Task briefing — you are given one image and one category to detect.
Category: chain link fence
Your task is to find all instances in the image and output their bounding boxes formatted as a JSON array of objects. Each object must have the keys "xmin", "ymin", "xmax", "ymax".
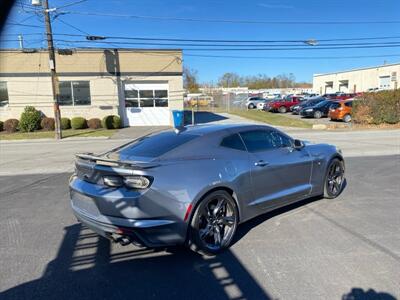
[{"xmin": 183, "ymin": 92, "xmax": 258, "ymax": 125}]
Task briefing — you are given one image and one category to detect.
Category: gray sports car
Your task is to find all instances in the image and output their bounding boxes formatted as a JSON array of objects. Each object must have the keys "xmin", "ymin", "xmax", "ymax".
[{"xmin": 69, "ymin": 124, "xmax": 345, "ymax": 255}]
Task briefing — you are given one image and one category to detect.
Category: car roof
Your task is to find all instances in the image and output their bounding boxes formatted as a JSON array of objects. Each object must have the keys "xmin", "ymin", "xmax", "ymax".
[
  {"xmin": 182, "ymin": 123, "xmax": 273, "ymax": 135},
  {"xmin": 170, "ymin": 123, "xmax": 281, "ymax": 137}
]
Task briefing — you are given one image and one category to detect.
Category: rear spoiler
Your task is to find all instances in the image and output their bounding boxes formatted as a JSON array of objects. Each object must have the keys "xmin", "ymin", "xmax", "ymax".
[{"xmin": 75, "ymin": 153, "xmax": 159, "ymax": 169}]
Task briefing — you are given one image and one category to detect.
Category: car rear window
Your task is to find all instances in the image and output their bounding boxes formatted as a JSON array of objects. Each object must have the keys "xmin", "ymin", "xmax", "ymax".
[
  {"xmin": 330, "ymin": 102, "xmax": 340, "ymax": 109},
  {"xmin": 220, "ymin": 134, "xmax": 246, "ymax": 151},
  {"xmin": 315, "ymin": 100, "xmax": 331, "ymax": 107},
  {"xmin": 115, "ymin": 131, "xmax": 198, "ymax": 158}
]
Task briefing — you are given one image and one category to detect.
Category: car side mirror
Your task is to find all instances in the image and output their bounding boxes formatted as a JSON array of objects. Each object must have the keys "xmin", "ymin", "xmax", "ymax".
[{"xmin": 293, "ymin": 139, "xmax": 304, "ymax": 149}]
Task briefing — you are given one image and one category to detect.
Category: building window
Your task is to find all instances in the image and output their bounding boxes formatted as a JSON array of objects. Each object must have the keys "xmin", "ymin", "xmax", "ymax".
[
  {"xmin": 59, "ymin": 81, "xmax": 91, "ymax": 106},
  {"xmin": 0, "ymin": 81, "xmax": 9, "ymax": 107},
  {"xmin": 124, "ymin": 86, "xmax": 168, "ymax": 108}
]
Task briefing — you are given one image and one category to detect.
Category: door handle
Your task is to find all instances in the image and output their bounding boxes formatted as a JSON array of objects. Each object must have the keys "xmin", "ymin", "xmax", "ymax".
[{"xmin": 255, "ymin": 160, "xmax": 269, "ymax": 167}]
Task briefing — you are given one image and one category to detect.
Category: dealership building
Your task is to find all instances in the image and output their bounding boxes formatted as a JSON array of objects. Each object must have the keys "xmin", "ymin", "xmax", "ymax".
[
  {"xmin": 313, "ymin": 63, "xmax": 400, "ymax": 94},
  {"xmin": 0, "ymin": 48, "xmax": 183, "ymax": 126}
]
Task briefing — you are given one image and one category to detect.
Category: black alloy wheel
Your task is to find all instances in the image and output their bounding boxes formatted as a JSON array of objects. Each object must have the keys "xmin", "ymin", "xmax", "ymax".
[
  {"xmin": 189, "ymin": 190, "xmax": 238, "ymax": 255},
  {"xmin": 324, "ymin": 158, "xmax": 345, "ymax": 198}
]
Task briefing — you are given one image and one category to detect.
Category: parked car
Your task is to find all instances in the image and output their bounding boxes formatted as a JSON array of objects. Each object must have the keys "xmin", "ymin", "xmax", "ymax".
[
  {"xmin": 265, "ymin": 96, "xmax": 304, "ymax": 113},
  {"xmin": 303, "ymin": 93, "xmax": 320, "ymax": 98},
  {"xmin": 300, "ymin": 99, "xmax": 336, "ymax": 118},
  {"xmin": 329, "ymin": 99, "xmax": 354, "ymax": 123},
  {"xmin": 256, "ymin": 99, "xmax": 273, "ymax": 110},
  {"xmin": 335, "ymin": 93, "xmax": 356, "ymax": 101},
  {"xmin": 291, "ymin": 97, "xmax": 326, "ymax": 114},
  {"xmin": 323, "ymin": 93, "xmax": 339, "ymax": 99},
  {"xmin": 323, "ymin": 93, "xmax": 356, "ymax": 100},
  {"xmin": 70, "ymin": 124, "xmax": 345, "ymax": 255},
  {"xmin": 246, "ymin": 97, "xmax": 266, "ymax": 109},
  {"xmin": 265, "ymin": 93, "xmax": 281, "ymax": 99}
]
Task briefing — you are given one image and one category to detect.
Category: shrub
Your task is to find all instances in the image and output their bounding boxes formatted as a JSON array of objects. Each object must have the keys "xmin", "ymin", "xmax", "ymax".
[
  {"xmin": 0, "ymin": 120, "xmax": 3, "ymax": 131},
  {"xmin": 40, "ymin": 117, "xmax": 55, "ymax": 131},
  {"xmin": 71, "ymin": 117, "xmax": 87, "ymax": 130},
  {"xmin": 4, "ymin": 119, "xmax": 19, "ymax": 133},
  {"xmin": 60, "ymin": 117, "xmax": 71, "ymax": 130},
  {"xmin": 19, "ymin": 106, "xmax": 42, "ymax": 132},
  {"xmin": 102, "ymin": 115, "xmax": 121, "ymax": 129},
  {"xmin": 112, "ymin": 115, "xmax": 121, "ymax": 129},
  {"xmin": 87, "ymin": 118, "xmax": 102, "ymax": 129},
  {"xmin": 353, "ymin": 90, "xmax": 400, "ymax": 125}
]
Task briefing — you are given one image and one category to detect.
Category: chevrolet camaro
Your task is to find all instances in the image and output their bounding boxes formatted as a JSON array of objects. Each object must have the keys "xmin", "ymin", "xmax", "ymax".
[{"xmin": 69, "ymin": 124, "xmax": 345, "ymax": 255}]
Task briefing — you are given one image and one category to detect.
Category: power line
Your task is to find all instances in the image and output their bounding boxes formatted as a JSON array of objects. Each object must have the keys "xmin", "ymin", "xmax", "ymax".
[
  {"xmin": 5, "ymin": 32, "xmax": 400, "ymax": 44},
  {"xmin": 185, "ymin": 53, "xmax": 400, "ymax": 60},
  {"xmin": 54, "ymin": 17, "xmax": 90, "ymax": 35},
  {"xmin": 50, "ymin": 42, "xmax": 400, "ymax": 51},
  {"xmin": 92, "ymin": 35, "xmax": 400, "ymax": 43},
  {"xmin": 62, "ymin": 10, "xmax": 400, "ymax": 25},
  {"xmin": 52, "ymin": 39, "xmax": 400, "ymax": 48},
  {"xmin": 56, "ymin": 0, "xmax": 88, "ymax": 10},
  {"xmin": 1, "ymin": 32, "xmax": 43, "ymax": 36},
  {"xmin": 4, "ymin": 22, "xmax": 42, "ymax": 28}
]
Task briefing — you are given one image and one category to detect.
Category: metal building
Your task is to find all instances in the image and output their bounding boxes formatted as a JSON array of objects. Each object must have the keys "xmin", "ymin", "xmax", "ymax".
[{"xmin": 313, "ymin": 63, "xmax": 399, "ymax": 94}]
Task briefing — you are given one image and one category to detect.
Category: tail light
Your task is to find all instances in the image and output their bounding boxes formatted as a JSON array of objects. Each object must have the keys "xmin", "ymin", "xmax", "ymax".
[
  {"xmin": 103, "ymin": 175, "xmax": 123, "ymax": 187},
  {"xmin": 103, "ymin": 175, "xmax": 153, "ymax": 189},
  {"xmin": 124, "ymin": 176, "xmax": 153, "ymax": 189}
]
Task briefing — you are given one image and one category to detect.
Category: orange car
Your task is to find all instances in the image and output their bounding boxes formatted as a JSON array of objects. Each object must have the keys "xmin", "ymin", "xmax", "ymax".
[{"xmin": 329, "ymin": 99, "xmax": 353, "ymax": 123}]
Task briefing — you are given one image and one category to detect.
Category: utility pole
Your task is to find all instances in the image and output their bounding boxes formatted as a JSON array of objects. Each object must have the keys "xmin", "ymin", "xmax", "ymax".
[{"xmin": 38, "ymin": 0, "xmax": 62, "ymax": 139}]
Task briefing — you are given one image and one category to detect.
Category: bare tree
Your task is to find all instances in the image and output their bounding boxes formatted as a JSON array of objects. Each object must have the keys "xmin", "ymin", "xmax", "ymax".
[{"xmin": 183, "ymin": 67, "xmax": 200, "ymax": 93}]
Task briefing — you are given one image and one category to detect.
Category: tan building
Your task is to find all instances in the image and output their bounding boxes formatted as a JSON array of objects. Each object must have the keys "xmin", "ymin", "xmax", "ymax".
[
  {"xmin": 0, "ymin": 48, "xmax": 183, "ymax": 126},
  {"xmin": 313, "ymin": 63, "xmax": 400, "ymax": 94}
]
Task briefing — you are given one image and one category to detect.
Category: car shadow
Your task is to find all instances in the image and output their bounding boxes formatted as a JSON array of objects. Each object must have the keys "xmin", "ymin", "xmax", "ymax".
[
  {"xmin": 184, "ymin": 111, "xmax": 228, "ymax": 125},
  {"xmin": 342, "ymin": 287, "xmax": 397, "ymax": 300},
  {"xmin": 1, "ymin": 222, "xmax": 272, "ymax": 300},
  {"xmin": 233, "ymin": 195, "xmax": 323, "ymax": 245}
]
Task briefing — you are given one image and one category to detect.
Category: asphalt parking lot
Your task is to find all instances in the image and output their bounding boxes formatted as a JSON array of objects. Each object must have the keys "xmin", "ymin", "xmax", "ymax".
[{"xmin": 0, "ymin": 128, "xmax": 399, "ymax": 299}]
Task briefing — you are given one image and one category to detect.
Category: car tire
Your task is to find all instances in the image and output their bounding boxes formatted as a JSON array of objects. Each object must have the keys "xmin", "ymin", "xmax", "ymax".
[
  {"xmin": 314, "ymin": 111, "xmax": 322, "ymax": 119},
  {"xmin": 248, "ymin": 103, "xmax": 255, "ymax": 109},
  {"xmin": 324, "ymin": 158, "xmax": 345, "ymax": 199},
  {"xmin": 188, "ymin": 190, "xmax": 238, "ymax": 256},
  {"xmin": 278, "ymin": 106, "xmax": 287, "ymax": 113},
  {"xmin": 343, "ymin": 114, "xmax": 351, "ymax": 123}
]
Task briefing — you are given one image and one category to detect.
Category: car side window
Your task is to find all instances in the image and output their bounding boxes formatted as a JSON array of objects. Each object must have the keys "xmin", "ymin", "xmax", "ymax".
[
  {"xmin": 345, "ymin": 101, "xmax": 352, "ymax": 107},
  {"xmin": 270, "ymin": 131, "xmax": 293, "ymax": 148},
  {"xmin": 220, "ymin": 133, "xmax": 246, "ymax": 151},
  {"xmin": 239, "ymin": 130, "xmax": 275, "ymax": 152}
]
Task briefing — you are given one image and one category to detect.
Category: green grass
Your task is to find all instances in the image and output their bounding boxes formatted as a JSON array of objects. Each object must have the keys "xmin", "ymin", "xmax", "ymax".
[
  {"xmin": 229, "ymin": 109, "xmax": 312, "ymax": 128},
  {"xmin": 0, "ymin": 129, "xmax": 117, "ymax": 140}
]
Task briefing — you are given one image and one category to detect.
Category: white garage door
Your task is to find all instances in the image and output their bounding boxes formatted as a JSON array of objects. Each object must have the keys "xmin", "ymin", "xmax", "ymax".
[
  {"xmin": 124, "ymin": 83, "xmax": 170, "ymax": 126},
  {"xmin": 379, "ymin": 76, "xmax": 391, "ymax": 90}
]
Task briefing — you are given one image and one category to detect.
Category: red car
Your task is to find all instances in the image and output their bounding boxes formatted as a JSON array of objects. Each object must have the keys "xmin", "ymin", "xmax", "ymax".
[
  {"xmin": 265, "ymin": 95, "xmax": 304, "ymax": 113},
  {"xmin": 323, "ymin": 93, "xmax": 356, "ymax": 100}
]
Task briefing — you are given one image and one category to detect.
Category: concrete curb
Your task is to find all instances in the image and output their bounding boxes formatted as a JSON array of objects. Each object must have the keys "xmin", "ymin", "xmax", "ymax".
[
  {"xmin": 312, "ymin": 124, "xmax": 328, "ymax": 130},
  {"xmin": 0, "ymin": 136, "xmax": 111, "ymax": 144}
]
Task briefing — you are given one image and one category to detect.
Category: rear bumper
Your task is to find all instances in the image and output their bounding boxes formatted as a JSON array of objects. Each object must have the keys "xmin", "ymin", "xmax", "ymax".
[
  {"xmin": 72, "ymin": 204, "xmax": 184, "ymax": 247},
  {"xmin": 69, "ymin": 177, "xmax": 188, "ymax": 247}
]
